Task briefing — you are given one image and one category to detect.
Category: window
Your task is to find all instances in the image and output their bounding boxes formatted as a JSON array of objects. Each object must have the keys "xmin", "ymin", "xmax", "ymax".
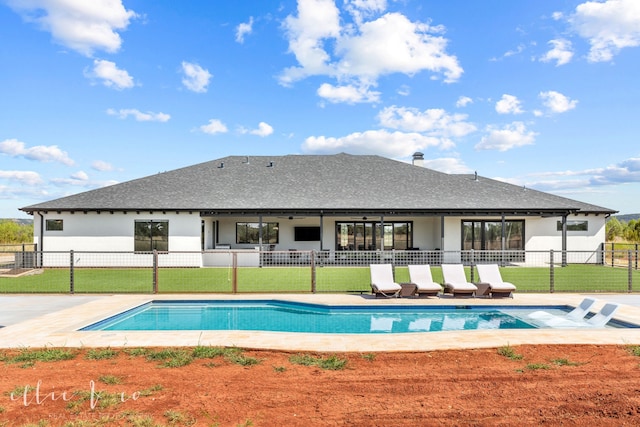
[
  {"xmin": 46, "ymin": 219, "xmax": 63, "ymax": 231},
  {"xmin": 134, "ymin": 220, "xmax": 169, "ymax": 251},
  {"xmin": 236, "ymin": 222, "xmax": 279, "ymax": 244},
  {"xmin": 335, "ymin": 221, "xmax": 412, "ymax": 250},
  {"xmin": 557, "ymin": 220, "xmax": 588, "ymax": 231},
  {"xmin": 462, "ymin": 220, "xmax": 524, "ymax": 251}
]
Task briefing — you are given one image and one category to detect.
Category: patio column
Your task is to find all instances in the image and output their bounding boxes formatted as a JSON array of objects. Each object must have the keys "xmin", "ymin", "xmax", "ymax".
[
  {"xmin": 258, "ymin": 214, "xmax": 263, "ymax": 249},
  {"xmin": 380, "ymin": 215, "xmax": 384, "ymax": 250},
  {"xmin": 319, "ymin": 213, "xmax": 324, "ymax": 251}
]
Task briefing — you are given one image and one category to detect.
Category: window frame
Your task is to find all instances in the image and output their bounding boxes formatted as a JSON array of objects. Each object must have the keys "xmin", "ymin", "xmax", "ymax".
[
  {"xmin": 45, "ymin": 219, "xmax": 64, "ymax": 231},
  {"xmin": 134, "ymin": 220, "xmax": 169, "ymax": 252},
  {"xmin": 235, "ymin": 222, "xmax": 279, "ymax": 244}
]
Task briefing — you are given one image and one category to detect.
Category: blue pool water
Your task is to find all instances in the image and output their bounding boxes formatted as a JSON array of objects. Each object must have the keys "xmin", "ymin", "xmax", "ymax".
[{"xmin": 78, "ymin": 300, "xmax": 630, "ymax": 334}]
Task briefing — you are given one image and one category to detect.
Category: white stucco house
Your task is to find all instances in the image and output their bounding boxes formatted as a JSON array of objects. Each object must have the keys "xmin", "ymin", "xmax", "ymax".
[{"xmin": 20, "ymin": 153, "xmax": 616, "ymax": 267}]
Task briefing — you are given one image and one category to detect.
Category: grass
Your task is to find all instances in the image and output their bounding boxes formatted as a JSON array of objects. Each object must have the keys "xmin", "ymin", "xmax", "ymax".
[
  {"xmin": 6, "ymin": 348, "xmax": 78, "ymax": 368},
  {"xmin": 289, "ymin": 353, "xmax": 348, "ymax": 370},
  {"xmin": 85, "ymin": 348, "xmax": 119, "ymax": 360},
  {"xmin": 0, "ymin": 263, "xmax": 638, "ymax": 293},
  {"xmin": 98, "ymin": 375, "xmax": 122, "ymax": 385},
  {"xmin": 145, "ymin": 349, "xmax": 193, "ymax": 368},
  {"xmin": 497, "ymin": 345, "xmax": 523, "ymax": 360}
]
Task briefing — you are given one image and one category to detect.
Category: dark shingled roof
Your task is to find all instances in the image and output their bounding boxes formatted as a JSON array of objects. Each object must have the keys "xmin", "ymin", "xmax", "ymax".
[{"xmin": 20, "ymin": 153, "xmax": 616, "ymax": 216}]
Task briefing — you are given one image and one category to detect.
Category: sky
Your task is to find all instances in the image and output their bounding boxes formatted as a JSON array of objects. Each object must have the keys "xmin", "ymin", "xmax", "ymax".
[{"xmin": 1, "ymin": 0, "xmax": 640, "ymax": 218}]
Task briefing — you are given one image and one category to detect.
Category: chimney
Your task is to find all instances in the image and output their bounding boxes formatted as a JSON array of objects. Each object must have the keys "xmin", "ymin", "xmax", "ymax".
[{"xmin": 412, "ymin": 152, "xmax": 424, "ymax": 167}]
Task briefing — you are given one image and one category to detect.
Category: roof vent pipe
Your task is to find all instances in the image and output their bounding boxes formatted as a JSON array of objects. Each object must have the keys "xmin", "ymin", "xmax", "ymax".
[
  {"xmin": 243, "ymin": 156, "xmax": 250, "ymax": 164},
  {"xmin": 412, "ymin": 152, "xmax": 424, "ymax": 167},
  {"xmin": 218, "ymin": 162, "xmax": 224, "ymax": 168},
  {"xmin": 474, "ymin": 171, "xmax": 478, "ymax": 181},
  {"xmin": 267, "ymin": 161, "xmax": 274, "ymax": 167}
]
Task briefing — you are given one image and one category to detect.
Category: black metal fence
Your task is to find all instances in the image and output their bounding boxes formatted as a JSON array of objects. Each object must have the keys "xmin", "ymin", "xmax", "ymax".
[{"xmin": 0, "ymin": 248, "xmax": 638, "ymax": 294}]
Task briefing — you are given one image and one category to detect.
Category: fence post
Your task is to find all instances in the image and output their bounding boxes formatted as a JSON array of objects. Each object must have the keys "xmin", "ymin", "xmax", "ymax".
[
  {"xmin": 69, "ymin": 250, "xmax": 74, "ymax": 294},
  {"xmin": 310, "ymin": 250, "xmax": 316, "ymax": 293},
  {"xmin": 232, "ymin": 252, "xmax": 238, "ymax": 294},
  {"xmin": 153, "ymin": 250, "xmax": 158, "ymax": 294},
  {"xmin": 469, "ymin": 249, "xmax": 475, "ymax": 282},
  {"xmin": 628, "ymin": 250, "xmax": 633, "ymax": 293},
  {"xmin": 549, "ymin": 249, "xmax": 554, "ymax": 293},
  {"xmin": 611, "ymin": 243, "xmax": 615, "ymax": 267}
]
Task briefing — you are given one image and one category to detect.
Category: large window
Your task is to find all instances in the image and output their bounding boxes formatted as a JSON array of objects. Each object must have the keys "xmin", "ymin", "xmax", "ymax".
[
  {"xmin": 236, "ymin": 222, "xmax": 279, "ymax": 244},
  {"xmin": 462, "ymin": 220, "xmax": 524, "ymax": 251},
  {"xmin": 46, "ymin": 219, "xmax": 63, "ymax": 231},
  {"xmin": 557, "ymin": 220, "xmax": 588, "ymax": 231},
  {"xmin": 336, "ymin": 221, "xmax": 412, "ymax": 250},
  {"xmin": 134, "ymin": 220, "xmax": 169, "ymax": 251}
]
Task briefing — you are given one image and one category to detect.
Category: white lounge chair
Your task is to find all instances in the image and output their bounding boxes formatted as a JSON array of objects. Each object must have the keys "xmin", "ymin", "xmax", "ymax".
[
  {"xmin": 441, "ymin": 264, "xmax": 477, "ymax": 297},
  {"xmin": 408, "ymin": 265, "xmax": 442, "ymax": 297},
  {"xmin": 529, "ymin": 298, "xmax": 597, "ymax": 322},
  {"xmin": 369, "ymin": 264, "xmax": 401, "ymax": 298},
  {"xmin": 475, "ymin": 264, "xmax": 516, "ymax": 298},
  {"xmin": 544, "ymin": 302, "xmax": 620, "ymax": 328}
]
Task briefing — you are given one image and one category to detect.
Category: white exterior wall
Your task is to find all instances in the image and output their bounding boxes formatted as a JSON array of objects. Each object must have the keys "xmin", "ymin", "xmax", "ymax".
[
  {"xmin": 36, "ymin": 211, "xmax": 202, "ymax": 267},
  {"xmin": 31, "ymin": 211, "xmax": 606, "ymax": 267}
]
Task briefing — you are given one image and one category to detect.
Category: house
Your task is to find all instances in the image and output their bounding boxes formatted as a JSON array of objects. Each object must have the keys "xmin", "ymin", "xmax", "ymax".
[{"xmin": 20, "ymin": 153, "xmax": 616, "ymax": 266}]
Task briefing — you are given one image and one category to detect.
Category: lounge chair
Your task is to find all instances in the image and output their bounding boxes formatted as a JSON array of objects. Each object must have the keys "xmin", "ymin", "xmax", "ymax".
[
  {"xmin": 369, "ymin": 264, "xmax": 401, "ymax": 298},
  {"xmin": 408, "ymin": 265, "xmax": 442, "ymax": 297},
  {"xmin": 441, "ymin": 264, "xmax": 477, "ymax": 297},
  {"xmin": 528, "ymin": 297, "xmax": 597, "ymax": 322},
  {"xmin": 543, "ymin": 302, "xmax": 620, "ymax": 328},
  {"xmin": 475, "ymin": 264, "xmax": 517, "ymax": 298}
]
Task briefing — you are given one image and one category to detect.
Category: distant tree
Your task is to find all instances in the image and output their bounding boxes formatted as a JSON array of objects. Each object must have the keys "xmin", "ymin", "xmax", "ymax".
[
  {"xmin": 624, "ymin": 219, "xmax": 640, "ymax": 242},
  {"xmin": 0, "ymin": 220, "xmax": 33, "ymax": 244},
  {"xmin": 606, "ymin": 217, "xmax": 624, "ymax": 241}
]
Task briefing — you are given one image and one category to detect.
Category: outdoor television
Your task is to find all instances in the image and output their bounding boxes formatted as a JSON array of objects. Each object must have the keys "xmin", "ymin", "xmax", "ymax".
[{"xmin": 294, "ymin": 226, "xmax": 321, "ymax": 241}]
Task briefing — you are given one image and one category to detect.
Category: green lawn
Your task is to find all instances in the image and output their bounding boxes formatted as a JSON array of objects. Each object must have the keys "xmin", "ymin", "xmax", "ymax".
[{"xmin": 1, "ymin": 264, "xmax": 638, "ymax": 294}]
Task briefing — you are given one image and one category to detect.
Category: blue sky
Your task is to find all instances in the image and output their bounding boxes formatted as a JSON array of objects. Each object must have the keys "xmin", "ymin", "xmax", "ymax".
[{"xmin": 1, "ymin": 0, "xmax": 639, "ymax": 218}]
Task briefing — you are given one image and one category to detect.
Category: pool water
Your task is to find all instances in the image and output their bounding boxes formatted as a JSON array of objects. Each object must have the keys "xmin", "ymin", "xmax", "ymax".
[{"xmin": 79, "ymin": 300, "xmax": 608, "ymax": 334}]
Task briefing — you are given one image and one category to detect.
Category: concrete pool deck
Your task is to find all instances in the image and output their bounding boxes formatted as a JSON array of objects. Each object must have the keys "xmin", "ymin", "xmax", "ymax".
[{"xmin": 0, "ymin": 294, "xmax": 639, "ymax": 352}]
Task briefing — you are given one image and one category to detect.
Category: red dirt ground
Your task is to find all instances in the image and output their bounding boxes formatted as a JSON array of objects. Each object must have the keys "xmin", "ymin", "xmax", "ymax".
[{"xmin": 1, "ymin": 345, "xmax": 640, "ymax": 426}]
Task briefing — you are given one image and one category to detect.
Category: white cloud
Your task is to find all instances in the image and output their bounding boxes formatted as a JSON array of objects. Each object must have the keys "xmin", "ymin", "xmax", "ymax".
[
  {"xmin": 181, "ymin": 61, "xmax": 212, "ymax": 93},
  {"xmin": 377, "ymin": 106, "xmax": 476, "ymax": 138},
  {"xmin": 495, "ymin": 94, "xmax": 524, "ymax": 115},
  {"xmin": 0, "ymin": 170, "xmax": 43, "ymax": 185},
  {"xmin": 345, "ymin": 0, "xmax": 387, "ymax": 25},
  {"xmin": 236, "ymin": 17, "xmax": 254, "ymax": 43},
  {"xmin": 423, "ymin": 157, "xmax": 473, "ymax": 174},
  {"xmin": 539, "ymin": 91, "xmax": 578, "ymax": 114},
  {"xmin": 540, "ymin": 39, "xmax": 574, "ymax": 66},
  {"xmin": 456, "ymin": 96, "xmax": 473, "ymax": 108},
  {"xmin": 280, "ymin": 0, "xmax": 341, "ymax": 86},
  {"xmin": 5, "ymin": 0, "xmax": 137, "ymax": 56},
  {"xmin": 250, "ymin": 122, "xmax": 274, "ymax": 137},
  {"xmin": 524, "ymin": 157, "xmax": 640, "ymax": 192},
  {"xmin": 200, "ymin": 119, "xmax": 228, "ymax": 135},
  {"xmin": 475, "ymin": 122, "xmax": 537, "ymax": 152},
  {"xmin": 302, "ymin": 129, "xmax": 445, "ymax": 158},
  {"xmin": 335, "ymin": 13, "xmax": 462, "ymax": 83},
  {"xmin": 86, "ymin": 59, "xmax": 134, "ymax": 90},
  {"xmin": 71, "ymin": 171, "xmax": 89, "ymax": 181},
  {"xmin": 107, "ymin": 108, "xmax": 170, "ymax": 122},
  {"xmin": 568, "ymin": 0, "xmax": 640, "ymax": 62},
  {"xmin": 0, "ymin": 138, "xmax": 74, "ymax": 166},
  {"xmin": 317, "ymin": 83, "xmax": 380, "ymax": 104},
  {"xmin": 91, "ymin": 160, "xmax": 113, "ymax": 172},
  {"xmin": 280, "ymin": 1, "xmax": 462, "ymax": 103}
]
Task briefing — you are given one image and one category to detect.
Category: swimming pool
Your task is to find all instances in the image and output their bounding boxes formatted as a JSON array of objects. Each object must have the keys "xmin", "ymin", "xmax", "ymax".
[{"xmin": 79, "ymin": 300, "xmax": 636, "ymax": 334}]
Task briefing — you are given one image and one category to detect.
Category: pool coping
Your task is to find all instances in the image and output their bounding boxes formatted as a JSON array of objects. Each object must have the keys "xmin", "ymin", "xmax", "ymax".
[{"xmin": 0, "ymin": 293, "xmax": 639, "ymax": 352}]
